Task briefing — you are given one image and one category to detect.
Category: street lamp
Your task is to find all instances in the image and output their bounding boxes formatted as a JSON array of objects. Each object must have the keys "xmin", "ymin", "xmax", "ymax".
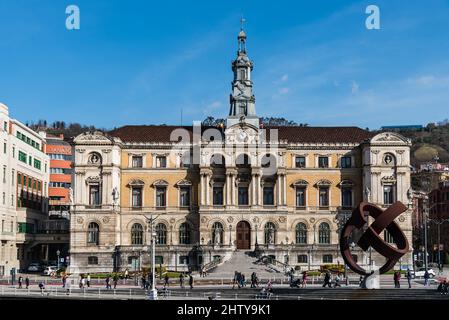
[
  {"xmin": 145, "ymin": 214, "xmax": 159, "ymax": 300},
  {"xmin": 56, "ymin": 250, "xmax": 61, "ymax": 270}
]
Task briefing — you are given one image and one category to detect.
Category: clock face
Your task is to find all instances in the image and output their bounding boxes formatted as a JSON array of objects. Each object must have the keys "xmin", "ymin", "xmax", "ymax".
[{"xmin": 238, "ymin": 131, "xmax": 248, "ymax": 141}]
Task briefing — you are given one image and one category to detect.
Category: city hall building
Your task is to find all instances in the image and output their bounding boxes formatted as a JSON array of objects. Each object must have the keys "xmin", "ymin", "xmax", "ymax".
[{"xmin": 69, "ymin": 28, "xmax": 413, "ymax": 273}]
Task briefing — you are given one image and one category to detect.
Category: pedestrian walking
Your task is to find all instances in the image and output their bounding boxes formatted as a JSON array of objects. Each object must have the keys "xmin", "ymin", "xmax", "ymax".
[
  {"xmin": 113, "ymin": 274, "xmax": 119, "ymax": 289},
  {"xmin": 105, "ymin": 276, "xmax": 111, "ymax": 289},
  {"xmin": 406, "ymin": 268, "xmax": 412, "ymax": 289},
  {"xmin": 241, "ymin": 273, "xmax": 246, "ymax": 287},
  {"xmin": 25, "ymin": 277, "xmax": 29, "ymax": 289},
  {"xmin": 322, "ymin": 271, "xmax": 332, "ymax": 288},
  {"xmin": 394, "ymin": 271, "xmax": 401, "ymax": 288},
  {"xmin": 164, "ymin": 273, "xmax": 169, "ymax": 289},
  {"xmin": 334, "ymin": 273, "xmax": 341, "ymax": 288},
  {"xmin": 301, "ymin": 271, "xmax": 308, "ymax": 288},
  {"xmin": 250, "ymin": 272, "xmax": 256, "ymax": 288},
  {"xmin": 79, "ymin": 275, "xmax": 84, "ymax": 289},
  {"xmin": 189, "ymin": 274, "xmax": 194, "ymax": 289},
  {"xmin": 124, "ymin": 268, "xmax": 129, "ymax": 279},
  {"xmin": 38, "ymin": 281, "xmax": 45, "ymax": 295},
  {"xmin": 87, "ymin": 274, "xmax": 91, "ymax": 287},
  {"xmin": 232, "ymin": 271, "xmax": 238, "ymax": 289},
  {"xmin": 424, "ymin": 270, "xmax": 430, "ymax": 286},
  {"xmin": 148, "ymin": 272, "xmax": 153, "ymax": 289},
  {"xmin": 18, "ymin": 276, "xmax": 23, "ymax": 289},
  {"xmin": 62, "ymin": 275, "xmax": 67, "ymax": 288},
  {"xmin": 180, "ymin": 273, "xmax": 185, "ymax": 289}
]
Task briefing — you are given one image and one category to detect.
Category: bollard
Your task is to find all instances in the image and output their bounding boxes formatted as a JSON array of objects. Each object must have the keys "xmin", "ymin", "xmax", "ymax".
[
  {"xmin": 98, "ymin": 287, "xmax": 101, "ymax": 298},
  {"xmin": 14, "ymin": 287, "xmax": 17, "ymax": 295},
  {"xmin": 129, "ymin": 289, "xmax": 132, "ymax": 298},
  {"xmin": 113, "ymin": 289, "xmax": 116, "ymax": 299}
]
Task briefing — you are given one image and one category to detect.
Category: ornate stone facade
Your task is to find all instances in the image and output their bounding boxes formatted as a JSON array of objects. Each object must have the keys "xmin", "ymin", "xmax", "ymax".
[{"xmin": 69, "ymin": 29, "xmax": 413, "ymax": 273}]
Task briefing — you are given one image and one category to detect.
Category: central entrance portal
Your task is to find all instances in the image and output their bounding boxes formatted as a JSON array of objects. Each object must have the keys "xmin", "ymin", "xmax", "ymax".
[{"xmin": 236, "ymin": 221, "xmax": 251, "ymax": 249}]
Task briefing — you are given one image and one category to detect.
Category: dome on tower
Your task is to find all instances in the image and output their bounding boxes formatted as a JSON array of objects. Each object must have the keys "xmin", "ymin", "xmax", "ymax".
[{"xmin": 238, "ymin": 29, "xmax": 247, "ymax": 39}]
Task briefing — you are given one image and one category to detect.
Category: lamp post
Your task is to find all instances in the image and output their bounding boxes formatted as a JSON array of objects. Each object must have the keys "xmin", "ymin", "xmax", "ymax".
[
  {"xmin": 145, "ymin": 214, "xmax": 159, "ymax": 300},
  {"xmin": 56, "ymin": 250, "xmax": 61, "ymax": 270}
]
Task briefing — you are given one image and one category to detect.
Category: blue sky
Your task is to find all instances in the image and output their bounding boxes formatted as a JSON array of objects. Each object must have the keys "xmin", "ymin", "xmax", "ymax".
[{"xmin": 0, "ymin": 0, "xmax": 448, "ymax": 129}]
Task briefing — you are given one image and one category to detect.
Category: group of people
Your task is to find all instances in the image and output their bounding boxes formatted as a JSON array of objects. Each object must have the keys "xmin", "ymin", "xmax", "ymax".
[
  {"xmin": 162, "ymin": 272, "xmax": 194, "ymax": 289},
  {"xmin": 232, "ymin": 271, "xmax": 247, "ymax": 288},
  {"xmin": 289, "ymin": 270, "xmax": 309, "ymax": 288},
  {"xmin": 77, "ymin": 274, "xmax": 91, "ymax": 289},
  {"xmin": 322, "ymin": 271, "xmax": 342, "ymax": 288},
  {"xmin": 17, "ymin": 276, "xmax": 30, "ymax": 289},
  {"xmin": 105, "ymin": 274, "xmax": 120, "ymax": 289}
]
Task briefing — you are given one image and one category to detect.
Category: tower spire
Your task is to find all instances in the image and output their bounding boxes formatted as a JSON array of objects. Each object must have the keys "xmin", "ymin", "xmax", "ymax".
[{"xmin": 226, "ymin": 19, "xmax": 258, "ymax": 129}]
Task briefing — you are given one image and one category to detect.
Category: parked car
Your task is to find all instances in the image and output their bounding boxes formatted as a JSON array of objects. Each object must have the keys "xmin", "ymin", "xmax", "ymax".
[
  {"xmin": 411, "ymin": 268, "xmax": 436, "ymax": 279},
  {"xmin": 42, "ymin": 266, "xmax": 58, "ymax": 276},
  {"xmin": 27, "ymin": 263, "xmax": 43, "ymax": 272}
]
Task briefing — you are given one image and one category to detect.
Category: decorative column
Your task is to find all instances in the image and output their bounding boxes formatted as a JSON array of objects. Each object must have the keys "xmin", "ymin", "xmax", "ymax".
[
  {"xmin": 205, "ymin": 173, "xmax": 211, "ymax": 206},
  {"xmin": 283, "ymin": 174, "xmax": 287, "ymax": 206},
  {"xmin": 200, "ymin": 173, "xmax": 205, "ymax": 206},
  {"xmin": 251, "ymin": 173, "xmax": 257, "ymax": 206},
  {"xmin": 257, "ymin": 175, "xmax": 263, "ymax": 206}
]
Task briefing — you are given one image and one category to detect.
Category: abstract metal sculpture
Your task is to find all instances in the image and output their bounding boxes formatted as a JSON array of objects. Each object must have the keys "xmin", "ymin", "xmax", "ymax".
[{"xmin": 340, "ymin": 201, "xmax": 409, "ymax": 276}]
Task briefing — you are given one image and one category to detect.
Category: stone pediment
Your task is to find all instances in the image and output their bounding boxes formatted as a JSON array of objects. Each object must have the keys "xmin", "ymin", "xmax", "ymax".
[
  {"xmin": 370, "ymin": 132, "xmax": 411, "ymax": 145},
  {"xmin": 74, "ymin": 131, "xmax": 116, "ymax": 144}
]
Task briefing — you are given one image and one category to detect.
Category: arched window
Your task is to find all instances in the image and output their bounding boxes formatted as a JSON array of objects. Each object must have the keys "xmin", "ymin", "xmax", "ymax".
[
  {"xmin": 156, "ymin": 223, "xmax": 167, "ymax": 245},
  {"xmin": 318, "ymin": 222, "xmax": 331, "ymax": 244},
  {"xmin": 131, "ymin": 223, "xmax": 143, "ymax": 245},
  {"xmin": 236, "ymin": 154, "xmax": 251, "ymax": 167},
  {"xmin": 212, "ymin": 222, "xmax": 223, "ymax": 245},
  {"xmin": 264, "ymin": 222, "xmax": 276, "ymax": 244},
  {"xmin": 295, "ymin": 223, "xmax": 307, "ymax": 244},
  {"xmin": 87, "ymin": 222, "xmax": 99, "ymax": 245},
  {"xmin": 179, "ymin": 223, "xmax": 191, "ymax": 245},
  {"xmin": 210, "ymin": 154, "xmax": 225, "ymax": 167}
]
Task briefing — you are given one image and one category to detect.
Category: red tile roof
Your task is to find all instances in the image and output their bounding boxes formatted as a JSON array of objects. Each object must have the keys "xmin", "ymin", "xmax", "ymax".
[{"xmin": 109, "ymin": 125, "xmax": 374, "ymax": 144}]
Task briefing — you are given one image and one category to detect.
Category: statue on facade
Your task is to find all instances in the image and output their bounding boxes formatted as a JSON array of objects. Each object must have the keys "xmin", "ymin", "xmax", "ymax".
[
  {"xmin": 112, "ymin": 187, "xmax": 119, "ymax": 205},
  {"xmin": 364, "ymin": 186, "xmax": 371, "ymax": 202},
  {"xmin": 268, "ymin": 229, "xmax": 274, "ymax": 244},
  {"xmin": 214, "ymin": 228, "xmax": 221, "ymax": 245}
]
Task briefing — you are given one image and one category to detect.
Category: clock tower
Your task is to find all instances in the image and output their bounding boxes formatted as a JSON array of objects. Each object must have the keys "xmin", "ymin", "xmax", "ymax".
[{"xmin": 227, "ymin": 19, "xmax": 259, "ymax": 129}]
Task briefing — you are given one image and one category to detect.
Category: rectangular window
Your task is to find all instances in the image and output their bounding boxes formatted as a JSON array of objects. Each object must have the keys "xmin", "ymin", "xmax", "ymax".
[
  {"xmin": 2, "ymin": 166, "xmax": 6, "ymax": 183},
  {"xmin": 323, "ymin": 254, "xmax": 333, "ymax": 263},
  {"xmin": 263, "ymin": 186, "xmax": 274, "ymax": 205},
  {"xmin": 238, "ymin": 186, "xmax": 249, "ymax": 205},
  {"xmin": 297, "ymin": 255, "xmax": 308, "ymax": 263},
  {"xmin": 132, "ymin": 187, "xmax": 142, "ymax": 207},
  {"xmin": 89, "ymin": 185, "xmax": 101, "ymax": 205},
  {"xmin": 384, "ymin": 230, "xmax": 394, "ymax": 243},
  {"xmin": 296, "ymin": 187, "xmax": 306, "ymax": 208},
  {"xmin": 28, "ymin": 156, "xmax": 32, "ymax": 166},
  {"xmin": 156, "ymin": 187, "xmax": 166, "ymax": 207},
  {"xmin": 87, "ymin": 256, "xmax": 98, "ymax": 265},
  {"xmin": 295, "ymin": 156, "xmax": 306, "ymax": 168},
  {"xmin": 17, "ymin": 173, "xmax": 21, "ymax": 185},
  {"xmin": 383, "ymin": 185, "xmax": 394, "ymax": 205},
  {"xmin": 156, "ymin": 156, "xmax": 167, "ymax": 168},
  {"xmin": 319, "ymin": 187, "xmax": 329, "ymax": 208},
  {"xmin": 179, "ymin": 256, "xmax": 189, "ymax": 265},
  {"xmin": 341, "ymin": 187, "xmax": 353, "ymax": 208},
  {"xmin": 318, "ymin": 156, "xmax": 329, "ymax": 168},
  {"xmin": 340, "ymin": 156, "xmax": 352, "ymax": 168},
  {"xmin": 38, "ymin": 181, "xmax": 41, "ymax": 191},
  {"xmin": 155, "ymin": 256, "xmax": 164, "ymax": 265},
  {"xmin": 11, "ymin": 170, "xmax": 14, "ymax": 186},
  {"xmin": 132, "ymin": 156, "xmax": 143, "ymax": 168},
  {"xmin": 213, "ymin": 186, "xmax": 224, "ymax": 205},
  {"xmin": 28, "ymin": 177, "xmax": 32, "ymax": 188},
  {"xmin": 179, "ymin": 187, "xmax": 190, "ymax": 207},
  {"xmin": 12, "ymin": 147, "xmax": 15, "ymax": 158},
  {"xmin": 3, "ymin": 121, "xmax": 7, "ymax": 131},
  {"xmin": 33, "ymin": 159, "xmax": 41, "ymax": 170},
  {"xmin": 18, "ymin": 151, "xmax": 27, "ymax": 163},
  {"xmin": 3, "ymin": 142, "xmax": 6, "ymax": 154}
]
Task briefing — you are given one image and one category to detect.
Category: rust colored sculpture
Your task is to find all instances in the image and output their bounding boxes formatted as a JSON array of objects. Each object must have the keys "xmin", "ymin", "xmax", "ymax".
[{"xmin": 340, "ymin": 201, "xmax": 409, "ymax": 276}]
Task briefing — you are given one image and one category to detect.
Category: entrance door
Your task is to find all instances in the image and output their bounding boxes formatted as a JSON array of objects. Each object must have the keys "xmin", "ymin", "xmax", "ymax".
[{"xmin": 236, "ymin": 221, "xmax": 251, "ymax": 249}]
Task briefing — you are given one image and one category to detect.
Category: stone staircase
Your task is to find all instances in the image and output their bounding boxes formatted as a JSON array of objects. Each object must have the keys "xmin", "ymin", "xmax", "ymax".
[{"xmin": 207, "ymin": 250, "xmax": 283, "ymax": 279}]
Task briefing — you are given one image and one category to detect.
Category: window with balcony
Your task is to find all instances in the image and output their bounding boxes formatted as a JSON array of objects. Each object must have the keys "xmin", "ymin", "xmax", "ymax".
[
  {"xmin": 383, "ymin": 185, "xmax": 394, "ymax": 205},
  {"xmin": 238, "ymin": 186, "xmax": 249, "ymax": 205},
  {"xmin": 179, "ymin": 186, "xmax": 190, "ymax": 207},
  {"xmin": 89, "ymin": 185, "xmax": 101, "ymax": 206},
  {"xmin": 341, "ymin": 187, "xmax": 353, "ymax": 208},
  {"xmin": 263, "ymin": 186, "xmax": 274, "ymax": 205},
  {"xmin": 319, "ymin": 223, "xmax": 331, "ymax": 244},
  {"xmin": 156, "ymin": 186, "xmax": 166, "ymax": 207},
  {"xmin": 132, "ymin": 187, "xmax": 142, "ymax": 208},
  {"xmin": 87, "ymin": 222, "xmax": 99, "ymax": 245},
  {"xmin": 131, "ymin": 223, "xmax": 143, "ymax": 245},
  {"xmin": 296, "ymin": 187, "xmax": 306, "ymax": 208},
  {"xmin": 156, "ymin": 156, "xmax": 167, "ymax": 168},
  {"xmin": 295, "ymin": 223, "xmax": 307, "ymax": 244},
  {"xmin": 340, "ymin": 156, "xmax": 352, "ymax": 168},
  {"xmin": 132, "ymin": 156, "xmax": 143, "ymax": 168},
  {"xmin": 318, "ymin": 156, "xmax": 329, "ymax": 168},
  {"xmin": 295, "ymin": 156, "xmax": 306, "ymax": 168},
  {"xmin": 213, "ymin": 186, "xmax": 224, "ymax": 205},
  {"xmin": 319, "ymin": 187, "xmax": 329, "ymax": 208},
  {"xmin": 156, "ymin": 223, "xmax": 167, "ymax": 245}
]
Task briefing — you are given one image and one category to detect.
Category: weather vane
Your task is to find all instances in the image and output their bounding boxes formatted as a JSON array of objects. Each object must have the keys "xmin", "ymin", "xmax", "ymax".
[{"xmin": 240, "ymin": 16, "xmax": 246, "ymax": 30}]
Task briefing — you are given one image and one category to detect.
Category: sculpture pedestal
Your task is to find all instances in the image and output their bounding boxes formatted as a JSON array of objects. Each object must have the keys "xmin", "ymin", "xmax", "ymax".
[{"xmin": 362, "ymin": 265, "xmax": 380, "ymax": 289}]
